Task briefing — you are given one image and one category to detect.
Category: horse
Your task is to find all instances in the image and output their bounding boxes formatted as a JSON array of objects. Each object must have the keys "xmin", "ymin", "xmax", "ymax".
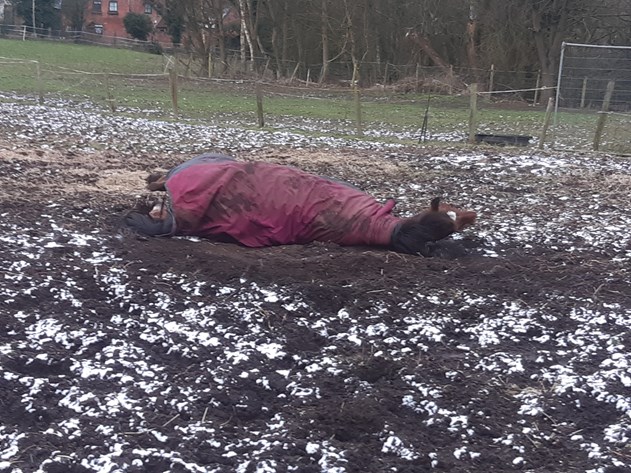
[{"xmin": 124, "ymin": 153, "xmax": 476, "ymax": 256}]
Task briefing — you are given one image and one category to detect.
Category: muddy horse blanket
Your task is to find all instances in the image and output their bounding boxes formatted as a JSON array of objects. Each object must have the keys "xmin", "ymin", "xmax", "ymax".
[{"xmin": 163, "ymin": 154, "xmax": 400, "ymax": 248}]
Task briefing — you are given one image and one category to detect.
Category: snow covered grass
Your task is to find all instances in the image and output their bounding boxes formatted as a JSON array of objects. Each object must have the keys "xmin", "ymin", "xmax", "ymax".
[{"xmin": 3, "ymin": 38, "xmax": 630, "ymax": 153}]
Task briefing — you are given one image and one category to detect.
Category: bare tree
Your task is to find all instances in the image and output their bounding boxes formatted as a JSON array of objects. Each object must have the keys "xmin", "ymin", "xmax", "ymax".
[
  {"xmin": 149, "ymin": 0, "xmax": 631, "ymax": 88},
  {"xmin": 62, "ymin": 0, "xmax": 89, "ymax": 32},
  {"xmin": 530, "ymin": 0, "xmax": 571, "ymax": 102},
  {"xmin": 237, "ymin": 0, "xmax": 254, "ymax": 67},
  {"xmin": 319, "ymin": 0, "xmax": 330, "ymax": 83},
  {"xmin": 466, "ymin": 1, "xmax": 482, "ymax": 84},
  {"xmin": 519, "ymin": 0, "xmax": 629, "ymax": 102}
]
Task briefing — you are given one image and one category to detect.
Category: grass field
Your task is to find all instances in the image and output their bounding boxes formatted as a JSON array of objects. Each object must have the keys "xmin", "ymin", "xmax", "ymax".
[
  {"xmin": 1, "ymin": 37, "xmax": 628, "ymax": 151},
  {"xmin": 0, "ymin": 38, "xmax": 167, "ymax": 73}
]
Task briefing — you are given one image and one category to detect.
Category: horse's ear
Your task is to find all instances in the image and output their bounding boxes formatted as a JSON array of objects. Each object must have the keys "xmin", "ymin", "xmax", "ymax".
[{"xmin": 430, "ymin": 197, "xmax": 440, "ymax": 211}]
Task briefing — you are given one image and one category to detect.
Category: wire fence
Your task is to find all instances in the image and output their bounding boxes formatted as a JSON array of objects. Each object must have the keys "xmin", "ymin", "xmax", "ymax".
[
  {"xmin": 1, "ymin": 36, "xmax": 630, "ymax": 154},
  {"xmin": 1, "ymin": 23, "xmax": 541, "ymax": 93},
  {"xmin": 0, "ymin": 24, "xmax": 169, "ymax": 54}
]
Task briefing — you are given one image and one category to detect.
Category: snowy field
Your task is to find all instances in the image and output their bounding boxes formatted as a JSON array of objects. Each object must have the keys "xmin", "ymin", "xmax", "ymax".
[{"xmin": 0, "ymin": 95, "xmax": 630, "ymax": 473}]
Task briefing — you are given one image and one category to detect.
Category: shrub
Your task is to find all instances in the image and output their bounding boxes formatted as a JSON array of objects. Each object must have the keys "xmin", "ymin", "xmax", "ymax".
[{"xmin": 123, "ymin": 12, "xmax": 153, "ymax": 42}]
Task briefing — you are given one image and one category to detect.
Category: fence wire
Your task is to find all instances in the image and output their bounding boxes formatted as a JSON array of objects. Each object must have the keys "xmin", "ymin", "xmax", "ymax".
[{"xmin": 1, "ymin": 49, "xmax": 629, "ymax": 154}]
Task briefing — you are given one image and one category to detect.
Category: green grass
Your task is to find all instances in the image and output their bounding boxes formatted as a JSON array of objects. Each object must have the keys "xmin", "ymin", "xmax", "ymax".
[
  {"xmin": 0, "ymin": 38, "xmax": 166, "ymax": 73},
  {"xmin": 1, "ymin": 38, "xmax": 629, "ymax": 152}
]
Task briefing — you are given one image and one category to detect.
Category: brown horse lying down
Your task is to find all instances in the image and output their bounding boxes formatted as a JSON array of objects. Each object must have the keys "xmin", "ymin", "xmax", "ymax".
[{"xmin": 124, "ymin": 153, "xmax": 477, "ymax": 256}]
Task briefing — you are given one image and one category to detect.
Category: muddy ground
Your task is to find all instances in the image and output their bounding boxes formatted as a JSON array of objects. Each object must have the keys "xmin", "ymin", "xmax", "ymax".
[{"xmin": 0, "ymin": 108, "xmax": 630, "ymax": 473}]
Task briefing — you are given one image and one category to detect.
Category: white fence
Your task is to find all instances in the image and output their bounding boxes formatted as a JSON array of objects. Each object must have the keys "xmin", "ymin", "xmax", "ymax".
[{"xmin": 0, "ymin": 24, "xmax": 171, "ymax": 52}]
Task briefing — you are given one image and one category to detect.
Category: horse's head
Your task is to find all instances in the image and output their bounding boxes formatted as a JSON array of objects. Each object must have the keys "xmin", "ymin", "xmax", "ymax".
[
  {"xmin": 391, "ymin": 197, "xmax": 477, "ymax": 255},
  {"xmin": 123, "ymin": 196, "xmax": 173, "ymax": 236},
  {"xmin": 433, "ymin": 197, "xmax": 477, "ymax": 232}
]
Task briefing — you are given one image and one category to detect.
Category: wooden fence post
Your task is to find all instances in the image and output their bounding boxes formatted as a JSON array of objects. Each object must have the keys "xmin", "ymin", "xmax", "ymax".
[
  {"xmin": 533, "ymin": 70, "xmax": 541, "ymax": 105},
  {"xmin": 580, "ymin": 78, "xmax": 588, "ymax": 108},
  {"xmin": 415, "ymin": 63, "xmax": 420, "ymax": 91},
  {"xmin": 354, "ymin": 86, "xmax": 363, "ymax": 136},
  {"xmin": 35, "ymin": 61, "xmax": 43, "ymax": 105},
  {"xmin": 349, "ymin": 59, "xmax": 363, "ymax": 135},
  {"xmin": 488, "ymin": 64, "xmax": 495, "ymax": 96},
  {"xmin": 105, "ymin": 73, "xmax": 116, "ymax": 112},
  {"xmin": 593, "ymin": 80, "xmax": 615, "ymax": 151},
  {"xmin": 169, "ymin": 68, "xmax": 178, "ymax": 115},
  {"xmin": 468, "ymin": 83, "xmax": 478, "ymax": 144},
  {"xmin": 538, "ymin": 97, "xmax": 554, "ymax": 149},
  {"xmin": 255, "ymin": 83, "xmax": 265, "ymax": 128}
]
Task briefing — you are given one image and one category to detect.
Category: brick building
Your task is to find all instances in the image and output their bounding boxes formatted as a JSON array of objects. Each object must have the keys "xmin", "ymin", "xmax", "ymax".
[{"xmin": 85, "ymin": 0, "xmax": 169, "ymax": 42}]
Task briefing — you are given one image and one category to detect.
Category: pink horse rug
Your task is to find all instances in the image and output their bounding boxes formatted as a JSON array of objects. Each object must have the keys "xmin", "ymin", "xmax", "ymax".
[{"xmin": 124, "ymin": 153, "xmax": 476, "ymax": 256}]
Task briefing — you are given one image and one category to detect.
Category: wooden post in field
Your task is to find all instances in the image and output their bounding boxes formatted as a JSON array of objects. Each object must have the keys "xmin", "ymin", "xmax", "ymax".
[
  {"xmin": 105, "ymin": 73, "xmax": 116, "ymax": 112},
  {"xmin": 210, "ymin": 52, "xmax": 215, "ymax": 79},
  {"xmin": 533, "ymin": 70, "xmax": 541, "ymax": 105},
  {"xmin": 468, "ymin": 83, "xmax": 478, "ymax": 144},
  {"xmin": 593, "ymin": 80, "xmax": 615, "ymax": 151},
  {"xmin": 169, "ymin": 67, "xmax": 178, "ymax": 115},
  {"xmin": 255, "ymin": 82, "xmax": 264, "ymax": 128},
  {"xmin": 186, "ymin": 52, "xmax": 193, "ymax": 77},
  {"xmin": 353, "ymin": 86, "xmax": 363, "ymax": 136},
  {"xmin": 35, "ymin": 61, "xmax": 43, "ymax": 104},
  {"xmin": 488, "ymin": 64, "xmax": 495, "ymax": 96},
  {"xmin": 580, "ymin": 78, "xmax": 588, "ymax": 108},
  {"xmin": 415, "ymin": 63, "xmax": 420, "ymax": 91},
  {"xmin": 349, "ymin": 59, "xmax": 363, "ymax": 135},
  {"xmin": 538, "ymin": 97, "xmax": 554, "ymax": 149},
  {"xmin": 31, "ymin": 0, "xmax": 36, "ymax": 38},
  {"xmin": 354, "ymin": 88, "xmax": 363, "ymax": 135}
]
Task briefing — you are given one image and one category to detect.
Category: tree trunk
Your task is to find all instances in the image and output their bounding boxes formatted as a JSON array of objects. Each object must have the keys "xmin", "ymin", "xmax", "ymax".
[
  {"xmin": 466, "ymin": 1, "xmax": 481, "ymax": 85},
  {"xmin": 238, "ymin": 0, "xmax": 254, "ymax": 69},
  {"xmin": 183, "ymin": 0, "xmax": 211, "ymax": 76},
  {"xmin": 408, "ymin": 32, "xmax": 451, "ymax": 74},
  {"xmin": 531, "ymin": 0, "xmax": 569, "ymax": 103},
  {"xmin": 281, "ymin": 1, "xmax": 290, "ymax": 77},
  {"xmin": 291, "ymin": 15, "xmax": 305, "ymax": 81},
  {"xmin": 343, "ymin": 0, "xmax": 359, "ymax": 86},
  {"xmin": 319, "ymin": 0, "xmax": 330, "ymax": 83},
  {"xmin": 264, "ymin": 0, "xmax": 282, "ymax": 78},
  {"xmin": 208, "ymin": 0, "xmax": 227, "ymax": 74},
  {"xmin": 253, "ymin": 1, "xmax": 268, "ymax": 60}
]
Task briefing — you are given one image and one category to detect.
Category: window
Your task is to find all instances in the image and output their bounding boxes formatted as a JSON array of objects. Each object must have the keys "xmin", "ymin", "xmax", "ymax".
[
  {"xmin": 144, "ymin": 4, "xmax": 153, "ymax": 14},
  {"xmin": 92, "ymin": 1, "xmax": 102, "ymax": 13},
  {"xmin": 108, "ymin": 1, "xmax": 118, "ymax": 15}
]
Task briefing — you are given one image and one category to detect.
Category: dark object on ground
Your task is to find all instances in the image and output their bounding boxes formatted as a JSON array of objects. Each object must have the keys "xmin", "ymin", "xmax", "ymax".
[{"xmin": 475, "ymin": 133, "xmax": 532, "ymax": 146}]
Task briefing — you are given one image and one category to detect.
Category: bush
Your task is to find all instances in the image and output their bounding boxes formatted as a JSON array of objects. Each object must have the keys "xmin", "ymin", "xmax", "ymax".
[
  {"xmin": 146, "ymin": 41, "xmax": 163, "ymax": 55},
  {"xmin": 123, "ymin": 12, "xmax": 153, "ymax": 42}
]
